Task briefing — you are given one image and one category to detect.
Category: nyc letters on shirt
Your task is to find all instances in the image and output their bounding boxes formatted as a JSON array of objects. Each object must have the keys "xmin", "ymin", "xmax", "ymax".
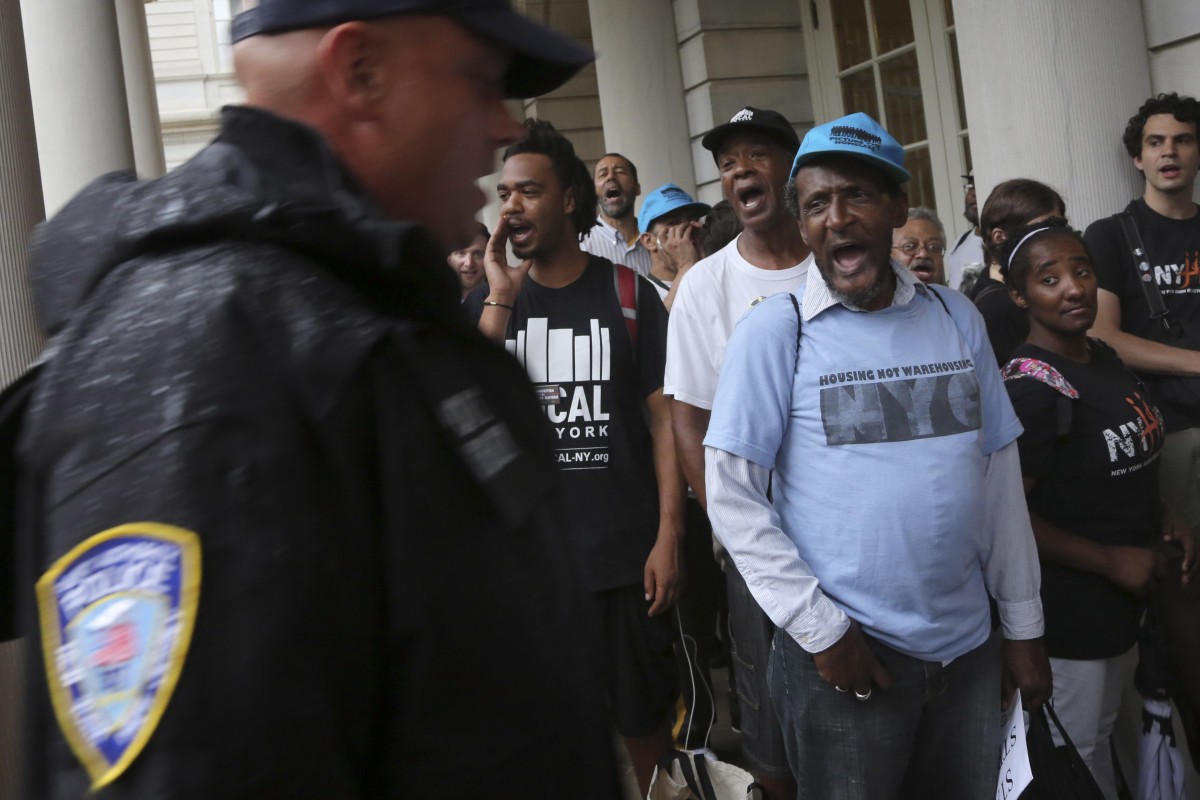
[{"xmin": 816, "ymin": 357, "xmax": 981, "ymax": 445}]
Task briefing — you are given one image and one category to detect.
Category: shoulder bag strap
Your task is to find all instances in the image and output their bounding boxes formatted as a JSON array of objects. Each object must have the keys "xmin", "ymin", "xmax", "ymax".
[
  {"xmin": 1001, "ymin": 356, "xmax": 1078, "ymax": 436},
  {"xmin": 1115, "ymin": 211, "xmax": 1177, "ymax": 339}
]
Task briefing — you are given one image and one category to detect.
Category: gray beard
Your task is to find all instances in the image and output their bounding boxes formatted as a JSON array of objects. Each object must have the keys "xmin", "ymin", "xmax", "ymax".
[
  {"xmin": 599, "ymin": 197, "xmax": 632, "ymax": 219},
  {"xmin": 818, "ymin": 262, "xmax": 890, "ymax": 309}
]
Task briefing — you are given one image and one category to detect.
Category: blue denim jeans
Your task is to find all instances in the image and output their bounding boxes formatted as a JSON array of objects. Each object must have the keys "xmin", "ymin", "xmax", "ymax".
[
  {"xmin": 768, "ymin": 625, "xmax": 1002, "ymax": 800},
  {"xmin": 726, "ymin": 565, "xmax": 793, "ymax": 779}
]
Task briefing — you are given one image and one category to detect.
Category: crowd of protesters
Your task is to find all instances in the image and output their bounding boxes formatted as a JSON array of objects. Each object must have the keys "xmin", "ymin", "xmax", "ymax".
[{"xmin": 5, "ymin": 0, "xmax": 1198, "ymax": 797}]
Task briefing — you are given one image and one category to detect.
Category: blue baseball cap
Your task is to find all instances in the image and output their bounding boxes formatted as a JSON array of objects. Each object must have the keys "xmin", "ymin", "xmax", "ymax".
[
  {"xmin": 638, "ymin": 184, "xmax": 711, "ymax": 234},
  {"xmin": 790, "ymin": 113, "xmax": 911, "ymax": 185},
  {"xmin": 231, "ymin": 0, "xmax": 594, "ymax": 99}
]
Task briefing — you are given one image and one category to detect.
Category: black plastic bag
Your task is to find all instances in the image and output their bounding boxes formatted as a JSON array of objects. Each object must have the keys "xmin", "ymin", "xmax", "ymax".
[{"xmin": 1025, "ymin": 703, "xmax": 1106, "ymax": 799}]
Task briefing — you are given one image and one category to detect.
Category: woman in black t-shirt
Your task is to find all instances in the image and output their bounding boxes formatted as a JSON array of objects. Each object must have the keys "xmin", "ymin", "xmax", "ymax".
[{"xmin": 1000, "ymin": 220, "xmax": 1197, "ymax": 798}]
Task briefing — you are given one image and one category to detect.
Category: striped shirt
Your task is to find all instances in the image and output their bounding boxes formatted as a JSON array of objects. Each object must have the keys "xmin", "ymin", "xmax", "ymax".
[{"xmin": 580, "ymin": 216, "xmax": 652, "ymax": 276}]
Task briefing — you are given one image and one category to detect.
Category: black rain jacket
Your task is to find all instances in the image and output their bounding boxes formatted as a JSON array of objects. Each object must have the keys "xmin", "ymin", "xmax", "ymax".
[{"xmin": 12, "ymin": 106, "xmax": 618, "ymax": 800}]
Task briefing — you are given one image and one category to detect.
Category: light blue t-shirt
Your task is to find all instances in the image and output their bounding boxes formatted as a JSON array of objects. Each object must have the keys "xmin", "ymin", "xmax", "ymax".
[{"xmin": 704, "ymin": 281, "xmax": 1022, "ymax": 662}]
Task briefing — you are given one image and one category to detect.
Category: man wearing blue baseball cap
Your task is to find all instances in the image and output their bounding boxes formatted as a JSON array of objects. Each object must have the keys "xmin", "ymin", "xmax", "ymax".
[
  {"xmin": 16, "ymin": 2, "xmax": 620, "ymax": 798},
  {"xmin": 703, "ymin": 112, "xmax": 1051, "ymax": 797},
  {"xmin": 637, "ymin": 183, "xmax": 710, "ymax": 309}
]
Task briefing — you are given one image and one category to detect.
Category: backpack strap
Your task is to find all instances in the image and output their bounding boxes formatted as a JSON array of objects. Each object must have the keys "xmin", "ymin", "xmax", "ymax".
[
  {"xmin": 646, "ymin": 273, "xmax": 671, "ymax": 295},
  {"xmin": 953, "ymin": 228, "xmax": 974, "ymax": 251},
  {"xmin": 1001, "ymin": 356, "xmax": 1078, "ymax": 436},
  {"xmin": 612, "ymin": 263, "xmax": 639, "ymax": 347},
  {"xmin": 972, "ymin": 281, "xmax": 1007, "ymax": 306},
  {"xmin": 927, "ymin": 283, "xmax": 952, "ymax": 316},
  {"xmin": 788, "ymin": 292, "xmax": 802, "ymax": 353},
  {"xmin": 1001, "ymin": 357, "xmax": 1079, "ymax": 398},
  {"xmin": 1115, "ymin": 211, "xmax": 1181, "ymax": 341},
  {"xmin": 764, "ymin": 292, "xmax": 803, "ymax": 505}
]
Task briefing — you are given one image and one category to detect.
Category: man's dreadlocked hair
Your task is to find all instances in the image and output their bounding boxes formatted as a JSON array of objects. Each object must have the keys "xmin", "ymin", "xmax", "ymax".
[{"xmin": 503, "ymin": 119, "xmax": 598, "ymax": 237}]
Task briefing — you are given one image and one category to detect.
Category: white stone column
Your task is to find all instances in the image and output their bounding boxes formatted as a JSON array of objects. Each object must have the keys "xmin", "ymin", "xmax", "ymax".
[
  {"xmin": 953, "ymin": 0, "xmax": 1151, "ymax": 227},
  {"xmin": 0, "ymin": 0, "xmax": 46, "ymax": 382},
  {"xmin": 117, "ymin": 0, "xmax": 166, "ymax": 179},
  {"xmin": 588, "ymin": 0, "xmax": 695, "ymax": 196},
  {"xmin": 0, "ymin": 0, "xmax": 45, "ymax": 795},
  {"xmin": 20, "ymin": 0, "xmax": 136, "ymax": 216}
]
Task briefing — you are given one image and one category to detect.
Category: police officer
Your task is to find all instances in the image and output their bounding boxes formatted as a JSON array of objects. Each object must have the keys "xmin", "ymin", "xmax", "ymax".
[{"xmin": 16, "ymin": 2, "xmax": 620, "ymax": 797}]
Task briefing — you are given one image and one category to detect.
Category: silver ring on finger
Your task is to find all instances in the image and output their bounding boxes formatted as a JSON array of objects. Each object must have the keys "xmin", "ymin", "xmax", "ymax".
[
  {"xmin": 854, "ymin": 689, "xmax": 872, "ymax": 702},
  {"xmin": 835, "ymin": 685, "xmax": 849, "ymax": 693}
]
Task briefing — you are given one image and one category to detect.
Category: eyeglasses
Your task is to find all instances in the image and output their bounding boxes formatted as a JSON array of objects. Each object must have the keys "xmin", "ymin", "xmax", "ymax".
[{"xmin": 894, "ymin": 241, "xmax": 945, "ymax": 256}]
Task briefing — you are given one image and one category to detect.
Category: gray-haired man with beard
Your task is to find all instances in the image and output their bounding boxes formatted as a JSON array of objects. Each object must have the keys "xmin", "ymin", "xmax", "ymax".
[{"xmin": 704, "ymin": 113, "xmax": 1050, "ymax": 798}]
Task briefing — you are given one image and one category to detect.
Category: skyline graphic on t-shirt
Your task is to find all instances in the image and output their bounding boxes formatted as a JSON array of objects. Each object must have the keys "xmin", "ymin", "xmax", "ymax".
[
  {"xmin": 505, "ymin": 317, "xmax": 611, "ymax": 384},
  {"xmin": 507, "ymin": 318, "xmax": 613, "ymax": 471}
]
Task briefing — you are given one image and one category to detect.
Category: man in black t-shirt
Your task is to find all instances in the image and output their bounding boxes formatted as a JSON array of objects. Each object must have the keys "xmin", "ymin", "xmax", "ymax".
[
  {"xmin": 466, "ymin": 120, "xmax": 683, "ymax": 798},
  {"xmin": 1086, "ymin": 92, "xmax": 1200, "ymax": 530}
]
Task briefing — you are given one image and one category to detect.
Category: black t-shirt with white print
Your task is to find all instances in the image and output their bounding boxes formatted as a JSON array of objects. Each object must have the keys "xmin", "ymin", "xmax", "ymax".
[
  {"xmin": 1005, "ymin": 339, "xmax": 1165, "ymax": 659},
  {"xmin": 466, "ymin": 256, "xmax": 668, "ymax": 591},
  {"xmin": 1085, "ymin": 198, "xmax": 1200, "ymax": 430}
]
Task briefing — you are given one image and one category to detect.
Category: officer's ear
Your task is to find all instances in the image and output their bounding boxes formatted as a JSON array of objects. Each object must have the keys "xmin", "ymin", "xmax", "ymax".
[
  {"xmin": 317, "ymin": 21, "xmax": 391, "ymax": 116},
  {"xmin": 639, "ymin": 231, "xmax": 656, "ymax": 252}
]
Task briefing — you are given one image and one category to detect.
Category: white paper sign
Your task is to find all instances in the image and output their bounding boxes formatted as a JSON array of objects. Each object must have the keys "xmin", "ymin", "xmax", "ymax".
[{"xmin": 997, "ymin": 693, "xmax": 1034, "ymax": 800}]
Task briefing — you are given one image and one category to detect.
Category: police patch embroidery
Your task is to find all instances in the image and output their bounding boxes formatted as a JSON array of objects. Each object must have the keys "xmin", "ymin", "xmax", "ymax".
[{"xmin": 36, "ymin": 523, "xmax": 201, "ymax": 789}]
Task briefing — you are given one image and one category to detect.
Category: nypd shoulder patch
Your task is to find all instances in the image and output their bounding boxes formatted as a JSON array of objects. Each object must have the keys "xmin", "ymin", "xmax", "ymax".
[{"xmin": 36, "ymin": 522, "xmax": 201, "ymax": 789}]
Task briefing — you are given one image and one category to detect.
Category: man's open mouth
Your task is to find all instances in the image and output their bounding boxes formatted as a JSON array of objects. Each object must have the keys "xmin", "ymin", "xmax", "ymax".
[
  {"xmin": 508, "ymin": 220, "xmax": 533, "ymax": 245},
  {"xmin": 832, "ymin": 243, "xmax": 868, "ymax": 273},
  {"xmin": 736, "ymin": 185, "xmax": 765, "ymax": 211}
]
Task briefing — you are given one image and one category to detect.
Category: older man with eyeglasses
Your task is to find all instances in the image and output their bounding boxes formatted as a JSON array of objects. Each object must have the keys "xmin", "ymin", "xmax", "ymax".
[{"xmin": 892, "ymin": 207, "xmax": 948, "ymax": 286}]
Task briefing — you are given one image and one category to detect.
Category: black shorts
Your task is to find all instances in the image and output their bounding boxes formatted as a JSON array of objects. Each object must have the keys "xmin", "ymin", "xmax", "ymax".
[{"xmin": 594, "ymin": 584, "xmax": 678, "ymax": 737}]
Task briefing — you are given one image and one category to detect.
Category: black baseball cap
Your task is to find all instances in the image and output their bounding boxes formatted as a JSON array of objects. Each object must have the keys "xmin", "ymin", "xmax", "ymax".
[
  {"xmin": 701, "ymin": 107, "xmax": 801, "ymax": 162},
  {"xmin": 231, "ymin": 0, "xmax": 594, "ymax": 99}
]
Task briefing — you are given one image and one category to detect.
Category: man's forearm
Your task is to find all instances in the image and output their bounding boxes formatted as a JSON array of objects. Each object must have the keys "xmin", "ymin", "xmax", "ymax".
[
  {"xmin": 1091, "ymin": 289, "xmax": 1200, "ymax": 377},
  {"xmin": 981, "ymin": 441, "xmax": 1044, "ymax": 640},
  {"xmin": 705, "ymin": 447, "xmax": 849, "ymax": 652},
  {"xmin": 647, "ymin": 390, "xmax": 686, "ymax": 534},
  {"xmin": 1092, "ymin": 322, "xmax": 1200, "ymax": 376},
  {"xmin": 671, "ymin": 399, "xmax": 710, "ymax": 509}
]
